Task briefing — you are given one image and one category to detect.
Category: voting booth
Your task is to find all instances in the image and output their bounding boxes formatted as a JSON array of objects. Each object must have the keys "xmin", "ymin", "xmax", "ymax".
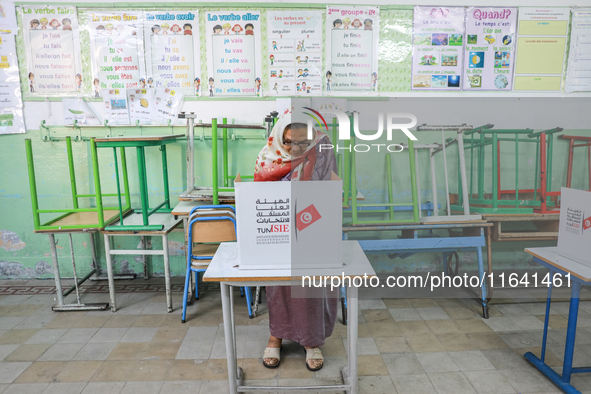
[
  {"xmin": 235, "ymin": 173, "xmax": 343, "ymax": 270},
  {"xmin": 558, "ymin": 187, "xmax": 591, "ymax": 266}
]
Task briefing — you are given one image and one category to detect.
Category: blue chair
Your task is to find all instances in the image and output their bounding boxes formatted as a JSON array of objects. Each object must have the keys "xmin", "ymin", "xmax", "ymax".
[{"xmin": 181, "ymin": 205, "xmax": 253, "ymax": 323}]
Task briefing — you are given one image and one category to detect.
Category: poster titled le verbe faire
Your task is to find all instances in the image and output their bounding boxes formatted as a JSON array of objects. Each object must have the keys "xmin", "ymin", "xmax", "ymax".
[
  {"xmin": 205, "ymin": 10, "xmax": 262, "ymax": 97},
  {"xmin": 21, "ymin": 5, "xmax": 82, "ymax": 95},
  {"xmin": 144, "ymin": 11, "xmax": 201, "ymax": 96},
  {"xmin": 267, "ymin": 10, "xmax": 323, "ymax": 96},
  {"xmin": 87, "ymin": 11, "xmax": 145, "ymax": 97},
  {"xmin": 463, "ymin": 7, "xmax": 517, "ymax": 91},
  {"xmin": 412, "ymin": 6, "xmax": 464, "ymax": 91},
  {"xmin": 325, "ymin": 6, "xmax": 379, "ymax": 92}
]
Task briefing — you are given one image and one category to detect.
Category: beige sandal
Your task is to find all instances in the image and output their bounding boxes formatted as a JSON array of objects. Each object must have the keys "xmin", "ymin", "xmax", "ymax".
[
  {"xmin": 263, "ymin": 346, "xmax": 281, "ymax": 369},
  {"xmin": 304, "ymin": 347, "xmax": 324, "ymax": 371}
]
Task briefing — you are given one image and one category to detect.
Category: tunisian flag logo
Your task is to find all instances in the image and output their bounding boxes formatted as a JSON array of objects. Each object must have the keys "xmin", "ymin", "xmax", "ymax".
[
  {"xmin": 296, "ymin": 204, "xmax": 322, "ymax": 231},
  {"xmin": 584, "ymin": 216, "xmax": 591, "ymax": 231}
]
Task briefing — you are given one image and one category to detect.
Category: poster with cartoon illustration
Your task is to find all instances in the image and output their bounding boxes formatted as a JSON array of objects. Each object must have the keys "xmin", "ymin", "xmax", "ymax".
[
  {"xmin": 0, "ymin": 0, "xmax": 17, "ymax": 33},
  {"xmin": 127, "ymin": 88, "xmax": 153, "ymax": 124},
  {"xmin": 150, "ymin": 86, "xmax": 184, "ymax": 124},
  {"xmin": 102, "ymin": 88, "xmax": 130, "ymax": 125},
  {"xmin": 463, "ymin": 8, "xmax": 517, "ymax": 91},
  {"xmin": 205, "ymin": 11, "xmax": 262, "ymax": 97},
  {"xmin": 412, "ymin": 6, "xmax": 464, "ymax": 91},
  {"xmin": 88, "ymin": 12, "xmax": 145, "ymax": 98},
  {"xmin": 267, "ymin": 10, "xmax": 322, "ymax": 96},
  {"xmin": 144, "ymin": 11, "xmax": 201, "ymax": 96},
  {"xmin": 325, "ymin": 6, "xmax": 379, "ymax": 93},
  {"xmin": 21, "ymin": 5, "xmax": 82, "ymax": 95}
]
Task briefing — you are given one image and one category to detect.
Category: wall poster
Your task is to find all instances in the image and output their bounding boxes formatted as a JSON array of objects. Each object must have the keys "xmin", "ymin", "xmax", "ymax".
[
  {"xmin": 325, "ymin": 5, "xmax": 379, "ymax": 92},
  {"xmin": 412, "ymin": 6, "xmax": 465, "ymax": 91},
  {"xmin": 205, "ymin": 10, "xmax": 262, "ymax": 97},
  {"xmin": 513, "ymin": 7, "xmax": 570, "ymax": 91},
  {"xmin": 565, "ymin": 9, "xmax": 591, "ymax": 93},
  {"xmin": 463, "ymin": 7, "xmax": 517, "ymax": 91},
  {"xmin": 21, "ymin": 5, "xmax": 82, "ymax": 95},
  {"xmin": 88, "ymin": 11, "xmax": 145, "ymax": 97},
  {"xmin": 144, "ymin": 10, "xmax": 201, "ymax": 96},
  {"xmin": 267, "ymin": 10, "xmax": 323, "ymax": 96}
]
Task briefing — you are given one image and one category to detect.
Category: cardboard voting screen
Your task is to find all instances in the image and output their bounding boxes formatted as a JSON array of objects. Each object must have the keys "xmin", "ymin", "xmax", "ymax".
[
  {"xmin": 235, "ymin": 173, "xmax": 343, "ymax": 270},
  {"xmin": 557, "ymin": 187, "xmax": 591, "ymax": 266}
]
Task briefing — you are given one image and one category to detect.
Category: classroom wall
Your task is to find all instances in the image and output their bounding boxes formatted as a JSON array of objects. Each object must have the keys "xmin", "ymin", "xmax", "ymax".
[{"xmin": 1, "ymin": 96, "xmax": 589, "ymax": 279}]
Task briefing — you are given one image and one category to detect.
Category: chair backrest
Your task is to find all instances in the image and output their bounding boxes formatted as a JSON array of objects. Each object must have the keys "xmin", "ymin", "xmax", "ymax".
[
  {"xmin": 189, "ymin": 209, "xmax": 236, "ymax": 222},
  {"xmin": 189, "ymin": 204, "xmax": 235, "ymax": 217},
  {"xmin": 190, "ymin": 216, "xmax": 237, "ymax": 243}
]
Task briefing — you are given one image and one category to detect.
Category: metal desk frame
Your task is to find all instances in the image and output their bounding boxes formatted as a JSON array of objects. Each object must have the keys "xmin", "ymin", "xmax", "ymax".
[
  {"xmin": 342, "ymin": 222, "xmax": 493, "ymax": 318},
  {"xmin": 524, "ymin": 247, "xmax": 591, "ymax": 394},
  {"xmin": 103, "ymin": 213, "xmax": 183, "ymax": 313},
  {"xmin": 204, "ymin": 241, "xmax": 375, "ymax": 393}
]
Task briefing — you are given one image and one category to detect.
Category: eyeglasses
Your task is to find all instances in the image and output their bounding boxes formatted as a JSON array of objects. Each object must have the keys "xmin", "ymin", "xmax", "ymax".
[{"xmin": 283, "ymin": 138, "xmax": 310, "ymax": 149}]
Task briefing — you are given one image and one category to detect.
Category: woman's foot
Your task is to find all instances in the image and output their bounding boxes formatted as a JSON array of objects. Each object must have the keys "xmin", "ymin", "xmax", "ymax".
[
  {"xmin": 304, "ymin": 346, "xmax": 324, "ymax": 371},
  {"xmin": 263, "ymin": 335, "xmax": 282, "ymax": 368}
]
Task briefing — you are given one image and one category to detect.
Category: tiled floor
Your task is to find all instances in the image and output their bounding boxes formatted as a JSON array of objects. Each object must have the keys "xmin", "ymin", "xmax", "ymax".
[{"xmin": 1, "ymin": 279, "xmax": 591, "ymax": 394}]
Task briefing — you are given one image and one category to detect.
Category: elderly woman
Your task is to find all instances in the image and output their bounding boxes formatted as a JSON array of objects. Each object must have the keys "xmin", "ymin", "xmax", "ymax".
[{"xmin": 253, "ymin": 109, "xmax": 338, "ymax": 371}]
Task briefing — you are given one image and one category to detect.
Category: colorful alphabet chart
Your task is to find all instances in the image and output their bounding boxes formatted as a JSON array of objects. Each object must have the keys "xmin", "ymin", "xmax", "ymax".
[
  {"xmin": 325, "ymin": 6, "xmax": 379, "ymax": 92},
  {"xmin": 144, "ymin": 11, "xmax": 201, "ymax": 96},
  {"xmin": 127, "ymin": 88, "xmax": 153, "ymax": 124},
  {"xmin": 88, "ymin": 11, "xmax": 145, "ymax": 97},
  {"xmin": 150, "ymin": 86, "xmax": 184, "ymax": 124},
  {"xmin": 565, "ymin": 9, "xmax": 591, "ymax": 93},
  {"xmin": 21, "ymin": 5, "xmax": 82, "ymax": 95},
  {"xmin": 513, "ymin": 8, "xmax": 570, "ymax": 91},
  {"xmin": 102, "ymin": 88, "xmax": 130, "ymax": 125},
  {"xmin": 267, "ymin": 10, "xmax": 323, "ymax": 96},
  {"xmin": 463, "ymin": 7, "xmax": 517, "ymax": 91},
  {"xmin": 412, "ymin": 6, "xmax": 464, "ymax": 90},
  {"xmin": 205, "ymin": 11, "xmax": 262, "ymax": 97}
]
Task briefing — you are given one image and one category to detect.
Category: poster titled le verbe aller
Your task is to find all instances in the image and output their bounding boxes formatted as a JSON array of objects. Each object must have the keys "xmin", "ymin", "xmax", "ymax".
[{"xmin": 205, "ymin": 10, "xmax": 262, "ymax": 97}]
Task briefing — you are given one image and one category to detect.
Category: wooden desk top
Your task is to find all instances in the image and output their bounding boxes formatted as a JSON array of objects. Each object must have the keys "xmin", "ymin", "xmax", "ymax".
[
  {"xmin": 525, "ymin": 247, "xmax": 591, "ymax": 283},
  {"xmin": 203, "ymin": 241, "xmax": 375, "ymax": 283}
]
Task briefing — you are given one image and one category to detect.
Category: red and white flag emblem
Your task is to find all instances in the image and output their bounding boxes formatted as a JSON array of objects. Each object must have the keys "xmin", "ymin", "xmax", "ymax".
[{"xmin": 296, "ymin": 204, "xmax": 321, "ymax": 231}]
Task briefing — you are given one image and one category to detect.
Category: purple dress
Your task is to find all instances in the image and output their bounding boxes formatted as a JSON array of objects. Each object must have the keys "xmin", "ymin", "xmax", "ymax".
[{"xmin": 266, "ymin": 136, "xmax": 339, "ymax": 347}]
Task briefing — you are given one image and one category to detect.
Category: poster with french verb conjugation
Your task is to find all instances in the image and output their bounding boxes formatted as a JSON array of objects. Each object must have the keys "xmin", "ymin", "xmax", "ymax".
[
  {"xmin": 205, "ymin": 10, "xmax": 262, "ymax": 97},
  {"xmin": 325, "ymin": 5, "xmax": 379, "ymax": 92}
]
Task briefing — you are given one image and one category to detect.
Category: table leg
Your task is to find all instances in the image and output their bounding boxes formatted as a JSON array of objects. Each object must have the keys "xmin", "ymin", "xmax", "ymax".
[
  {"xmin": 486, "ymin": 226, "xmax": 493, "ymax": 299},
  {"xmin": 184, "ymin": 218, "xmax": 195, "ymax": 304},
  {"xmin": 477, "ymin": 244, "xmax": 488, "ymax": 319},
  {"xmin": 141, "ymin": 236, "xmax": 148, "ymax": 280},
  {"xmin": 103, "ymin": 233, "xmax": 117, "ymax": 312},
  {"xmin": 348, "ymin": 285, "xmax": 358, "ymax": 394},
  {"xmin": 48, "ymin": 234, "xmax": 65, "ymax": 306},
  {"xmin": 137, "ymin": 146, "xmax": 149, "ymax": 227},
  {"xmin": 541, "ymin": 282, "xmax": 553, "ymax": 363},
  {"xmin": 221, "ymin": 283, "xmax": 238, "ymax": 393},
  {"xmin": 163, "ymin": 233, "xmax": 172, "ymax": 313},
  {"xmin": 562, "ymin": 281, "xmax": 581, "ymax": 384}
]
